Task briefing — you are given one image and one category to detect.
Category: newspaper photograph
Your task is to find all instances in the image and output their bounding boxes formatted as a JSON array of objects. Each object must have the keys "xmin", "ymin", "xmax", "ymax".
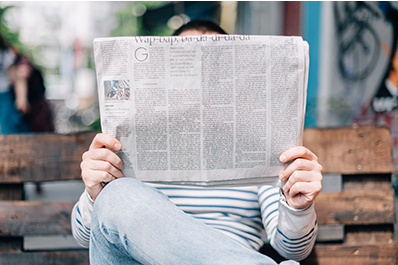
[{"xmin": 93, "ymin": 34, "xmax": 309, "ymax": 187}]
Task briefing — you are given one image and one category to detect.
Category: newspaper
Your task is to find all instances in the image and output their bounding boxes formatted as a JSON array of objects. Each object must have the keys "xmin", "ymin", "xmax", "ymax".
[{"xmin": 93, "ymin": 35, "xmax": 309, "ymax": 187}]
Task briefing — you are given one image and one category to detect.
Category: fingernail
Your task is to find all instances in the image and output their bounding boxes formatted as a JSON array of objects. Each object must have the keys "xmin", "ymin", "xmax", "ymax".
[
  {"xmin": 279, "ymin": 173, "xmax": 284, "ymax": 181},
  {"xmin": 114, "ymin": 143, "xmax": 121, "ymax": 150},
  {"xmin": 280, "ymin": 154, "xmax": 286, "ymax": 162}
]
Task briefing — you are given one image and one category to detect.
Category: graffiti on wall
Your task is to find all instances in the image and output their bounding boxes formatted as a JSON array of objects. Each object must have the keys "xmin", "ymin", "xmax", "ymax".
[{"xmin": 333, "ymin": 1, "xmax": 398, "ymax": 170}]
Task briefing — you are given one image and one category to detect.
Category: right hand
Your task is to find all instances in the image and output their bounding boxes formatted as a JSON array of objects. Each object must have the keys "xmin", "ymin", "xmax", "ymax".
[{"xmin": 80, "ymin": 133, "xmax": 124, "ymax": 200}]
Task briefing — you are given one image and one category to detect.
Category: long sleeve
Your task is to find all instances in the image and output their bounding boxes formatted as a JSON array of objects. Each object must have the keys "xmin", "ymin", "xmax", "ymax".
[
  {"xmin": 258, "ymin": 186, "xmax": 317, "ymax": 261},
  {"xmin": 71, "ymin": 190, "xmax": 94, "ymax": 248}
]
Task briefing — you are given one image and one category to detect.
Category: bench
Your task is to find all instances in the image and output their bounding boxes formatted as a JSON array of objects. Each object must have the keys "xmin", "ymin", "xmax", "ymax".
[
  {"xmin": 0, "ymin": 126, "xmax": 396, "ymax": 264},
  {"xmin": 0, "ymin": 132, "xmax": 95, "ymax": 264}
]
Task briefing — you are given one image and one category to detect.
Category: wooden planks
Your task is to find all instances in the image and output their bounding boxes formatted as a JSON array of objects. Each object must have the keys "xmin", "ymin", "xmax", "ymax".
[
  {"xmin": 261, "ymin": 243, "xmax": 398, "ymax": 265},
  {"xmin": 0, "ymin": 127, "xmax": 393, "ymax": 180},
  {"xmin": 0, "ymin": 188, "xmax": 392, "ymax": 236},
  {"xmin": 0, "ymin": 132, "xmax": 95, "ymax": 183},
  {"xmin": 314, "ymin": 189, "xmax": 396, "ymax": 226},
  {"xmin": 345, "ymin": 225, "xmax": 395, "ymax": 245},
  {"xmin": 343, "ymin": 174, "xmax": 392, "ymax": 190},
  {"xmin": 0, "ymin": 251, "xmax": 89, "ymax": 265},
  {"xmin": 303, "ymin": 126, "xmax": 395, "ymax": 174},
  {"xmin": 0, "ymin": 201, "xmax": 74, "ymax": 236},
  {"xmin": 0, "ymin": 184, "xmax": 24, "ymax": 200},
  {"xmin": 301, "ymin": 243, "xmax": 398, "ymax": 265},
  {"xmin": 0, "ymin": 238, "xmax": 23, "ymax": 253},
  {"xmin": 302, "ymin": 126, "xmax": 397, "ymax": 264}
]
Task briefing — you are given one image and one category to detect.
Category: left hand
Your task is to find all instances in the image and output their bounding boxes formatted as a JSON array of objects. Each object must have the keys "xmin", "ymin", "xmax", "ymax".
[{"xmin": 279, "ymin": 146, "xmax": 323, "ymax": 210}]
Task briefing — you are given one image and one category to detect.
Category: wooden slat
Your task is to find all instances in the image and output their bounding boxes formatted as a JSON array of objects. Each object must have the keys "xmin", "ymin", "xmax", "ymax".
[
  {"xmin": 0, "ymin": 184, "xmax": 25, "ymax": 253},
  {"xmin": 314, "ymin": 189, "xmax": 396, "ymax": 225},
  {"xmin": 301, "ymin": 243, "xmax": 398, "ymax": 265},
  {"xmin": 0, "ymin": 132, "xmax": 95, "ymax": 183},
  {"xmin": 0, "ymin": 127, "xmax": 393, "ymax": 179},
  {"xmin": 345, "ymin": 225, "xmax": 394, "ymax": 245},
  {"xmin": 0, "ymin": 187, "xmax": 395, "ymax": 235},
  {"xmin": 0, "ymin": 184, "xmax": 24, "ymax": 201},
  {"xmin": 0, "ymin": 250, "xmax": 89, "ymax": 265},
  {"xmin": 0, "ymin": 201, "xmax": 74, "ymax": 236},
  {"xmin": 0, "ymin": 238, "xmax": 23, "ymax": 253},
  {"xmin": 343, "ymin": 174, "xmax": 392, "ymax": 190},
  {"xmin": 261, "ymin": 243, "xmax": 398, "ymax": 265},
  {"xmin": 303, "ymin": 126, "xmax": 394, "ymax": 174}
]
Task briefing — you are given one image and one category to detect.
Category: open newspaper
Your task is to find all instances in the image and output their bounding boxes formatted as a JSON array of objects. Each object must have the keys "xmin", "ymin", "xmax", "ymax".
[{"xmin": 93, "ymin": 35, "xmax": 309, "ymax": 187}]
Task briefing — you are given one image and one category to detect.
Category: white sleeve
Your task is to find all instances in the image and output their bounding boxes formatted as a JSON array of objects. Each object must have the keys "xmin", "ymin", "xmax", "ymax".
[
  {"xmin": 71, "ymin": 190, "xmax": 94, "ymax": 248},
  {"xmin": 259, "ymin": 186, "xmax": 317, "ymax": 261}
]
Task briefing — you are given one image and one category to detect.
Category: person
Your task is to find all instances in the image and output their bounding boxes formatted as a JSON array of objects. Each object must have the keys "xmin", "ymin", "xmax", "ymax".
[
  {"xmin": 0, "ymin": 34, "xmax": 31, "ymax": 134},
  {"xmin": 71, "ymin": 19, "xmax": 323, "ymax": 265},
  {"xmin": 10, "ymin": 54, "xmax": 54, "ymax": 133}
]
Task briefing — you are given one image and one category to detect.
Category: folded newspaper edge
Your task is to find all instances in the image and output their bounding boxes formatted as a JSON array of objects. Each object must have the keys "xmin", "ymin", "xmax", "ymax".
[{"xmin": 93, "ymin": 34, "xmax": 309, "ymax": 187}]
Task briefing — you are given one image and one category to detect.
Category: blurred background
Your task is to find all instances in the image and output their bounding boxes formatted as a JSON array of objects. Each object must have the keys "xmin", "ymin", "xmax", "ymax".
[
  {"xmin": 1, "ymin": 0, "xmax": 397, "ymax": 249},
  {"xmin": 1, "ymin": 1, "xmax": 396, "ymax": 133}
]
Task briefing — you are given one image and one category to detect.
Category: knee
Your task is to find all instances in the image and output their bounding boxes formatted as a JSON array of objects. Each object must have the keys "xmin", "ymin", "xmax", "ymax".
[
  {"xmin": 92, "ymin": 178, "xmax": 165, "ymax": 224},
  {"xmin": 97, "ymin": 177, "xmax": 143, "ymax": 202}
]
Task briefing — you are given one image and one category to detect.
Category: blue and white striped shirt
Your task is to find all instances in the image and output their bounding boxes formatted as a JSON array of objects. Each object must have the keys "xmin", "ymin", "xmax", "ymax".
[{"xmin": 72, "ymin": 183, "xmax": 317, "ymax": 261}]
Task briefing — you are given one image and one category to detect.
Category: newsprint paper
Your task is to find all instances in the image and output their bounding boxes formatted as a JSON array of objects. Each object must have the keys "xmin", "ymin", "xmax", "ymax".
[{"xmin": 93, "ymin": 35, "xmax": 309, "ymax": 187}]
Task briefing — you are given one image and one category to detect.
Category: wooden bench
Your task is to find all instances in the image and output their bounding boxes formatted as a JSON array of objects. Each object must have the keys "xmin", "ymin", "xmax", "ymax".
[
  {"xmin": 0, "ymin": 132, "xmax": 95, "ymax": 264},
  {"xmin": 0, "ymin": 126, "xmax": 396, "ymax": 264}
]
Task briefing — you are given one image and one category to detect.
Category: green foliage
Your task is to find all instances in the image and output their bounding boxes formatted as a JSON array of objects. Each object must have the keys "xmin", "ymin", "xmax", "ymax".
[
  {"xmin": 0, "ymin": 5, "xmax": 32, "ymax": 59},
  {"xmin": 110, "ymin": 1, "xmax": 171, "ymax": 37},
  {"xmin": 0, "ymin": 6, "xmax": 22, "ymax": 51},
  {"xmin": 89, "ymin": 117, "xmax": 102, "ymax": 132}
]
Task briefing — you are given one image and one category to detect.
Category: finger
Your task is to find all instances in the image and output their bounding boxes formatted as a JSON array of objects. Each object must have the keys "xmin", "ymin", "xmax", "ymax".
[
  {"xmin": 85, "ymin": 148, "xmax": 124, "ymax": 170},
  {"xmin": 282, "ymin": 170, "xmax": 309, "ymax": 193},
  {"xmin": 81, "ymin": 156, "xmax": 124, "ymax": 178},
  {"xmin": 283, "ymin": 170, "xmax": 322, "ymax": 194},
  {"xmin": 288, "ymin": 181, "xmax": 321, "ymax": 198},
  {"xmin": 90, "ymin": 133, "xmax": 122, "ymax": 151},
  {"xmin": 84, "ymin": 170, "xmax": 117, "ymax": 184},
  {"xmin": 280, "ymin": 146, "xmax": 318, "ymax": 163},
  {"xmin": 279, "ymin": 158, "xmax": 322, "ymax": 182},
  {"xmin": 81, "ymin": 160, "xmax": 124, "ymax": 184},
  {"xmin": 90, "ymin": 160, "xmax": 125, "ymax": 179}
]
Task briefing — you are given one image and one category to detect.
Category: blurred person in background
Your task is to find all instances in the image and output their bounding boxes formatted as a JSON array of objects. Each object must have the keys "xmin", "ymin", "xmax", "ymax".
[
  {"xmin": 0, "ymin": 33, "xmax": 31, "ymax": 134},
  {"xmin": 9, "ymin": 53, "xmax": 54, "ymax": 133}
]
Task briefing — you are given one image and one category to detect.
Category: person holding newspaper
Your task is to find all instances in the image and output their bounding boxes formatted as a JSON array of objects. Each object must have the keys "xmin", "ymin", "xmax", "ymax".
[{"xmin": 71, "ymin": 20, "xmax": 322, "ymax": 265}]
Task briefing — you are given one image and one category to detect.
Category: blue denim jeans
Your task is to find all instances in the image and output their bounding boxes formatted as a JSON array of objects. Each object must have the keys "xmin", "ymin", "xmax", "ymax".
[{"xmin": 90, "ymin": 178, "xmax": 299, "ymax": 265}]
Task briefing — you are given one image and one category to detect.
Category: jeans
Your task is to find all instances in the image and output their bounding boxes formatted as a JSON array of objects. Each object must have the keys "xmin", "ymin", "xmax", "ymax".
[{"xmin": 90, "ymin": 178, "xmax": 299, "ymax": 265}]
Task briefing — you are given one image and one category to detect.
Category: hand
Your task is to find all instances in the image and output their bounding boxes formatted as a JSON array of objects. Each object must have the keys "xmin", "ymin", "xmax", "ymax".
[
  {"xmin": 279, "ymin": 146, "xmax": 323, "ymax": 210},
  {"xmin": 80, "ymin": 133, "xmax": 124, "ymax": 200},
  {"xmin": 15, "ymin": 96, "xmax": 30, "ymax": 114},
  {"xmin": 9, "ymin": 63, "xmax": 31, "ymax": 114}
]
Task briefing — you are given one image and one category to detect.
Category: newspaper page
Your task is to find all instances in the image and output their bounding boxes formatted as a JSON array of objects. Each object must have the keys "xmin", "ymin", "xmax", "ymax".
[{"xmin": 93, "ymin": 35, "xmax": 309, "ymax": 187}]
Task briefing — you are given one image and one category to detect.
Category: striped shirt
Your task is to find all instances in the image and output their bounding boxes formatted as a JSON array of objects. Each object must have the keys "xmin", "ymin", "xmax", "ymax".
[{"xmin": 72, "ymin": 183, "xmax": 317, "ymax": 261}]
